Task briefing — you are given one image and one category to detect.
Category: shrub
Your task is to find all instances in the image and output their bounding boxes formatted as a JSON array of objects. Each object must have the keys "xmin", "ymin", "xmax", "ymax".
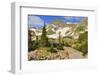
[
  {"xmin": 74, "ymin": 43, "xmax": 82, "ymax": 51},
  {"xmin": 57, "ymin": 45, "xmax": 64, "ymax": 50},
  {"xmin": 81, "ymin": 41, "xmax": 88, "ymax": 56},
  {"xmin": 76, "ymin": 26, "xmax": 84, "ymax": 32},
  {"xmin": 72, "ymin": 31, "xmax": 88, "ymax": 55},
  {"xmin": 47, "ymin": 46, "xmax": 57, "ymax": 53},
  {"xmin": 64, "ymin": 42, "xmax": 70, "ymax": 47},
  {"xmin": 28, "ymin": 41, "xmax": 39, "ymax": 52}
]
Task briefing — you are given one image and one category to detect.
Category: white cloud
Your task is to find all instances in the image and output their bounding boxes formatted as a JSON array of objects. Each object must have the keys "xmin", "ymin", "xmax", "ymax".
[
  {"xmin": 64, "ymin": 16, "xmax": 73, "ymax": 20},
  {"xmin": 64, "ymin": 16, "xmax": 84, "ymax": 23},
  {"xmin": 28, "ymin": 15, "xmax": 44, "ymax": 28}
]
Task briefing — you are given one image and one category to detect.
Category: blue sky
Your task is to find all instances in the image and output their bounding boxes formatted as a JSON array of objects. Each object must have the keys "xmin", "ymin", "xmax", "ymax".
[{"xmin": 28, "ymin": 15, "xmax": 86, "ymax": 29}]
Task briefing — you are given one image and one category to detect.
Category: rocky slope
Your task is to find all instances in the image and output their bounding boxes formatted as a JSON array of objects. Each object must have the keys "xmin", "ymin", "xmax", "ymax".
[{"xmin": 28, "ymin": 47, "xmax": 87, "ymax": 60}]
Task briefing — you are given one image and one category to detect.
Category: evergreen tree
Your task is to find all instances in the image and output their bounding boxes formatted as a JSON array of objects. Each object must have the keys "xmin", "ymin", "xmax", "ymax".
[
  {"xmin": 28, "ymin": 29, "xmax": 32, "ymax": 43},
  {"xmin": 36, "ymin": 36, "xmax": 38, "ymax": 43},
  {"xmin": 59, "ymin": 32, "xmax": 61, "ymax": 45},
  {"xmin": 57, "ymin": 32, "xmax": 64, "ymax": 50},
  {"xmin": 28, "ymin": 29, "xmax": 36, "ymax": 51},
  {"xmin": 40, "ymin": 24, "xmax": 49, "ymax": 47}
]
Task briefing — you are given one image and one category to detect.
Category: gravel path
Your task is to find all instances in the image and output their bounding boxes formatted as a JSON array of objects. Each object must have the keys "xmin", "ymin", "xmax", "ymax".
[{"xmin": 63, "ymin": 47, "xmax": 85, "ymax": 59}]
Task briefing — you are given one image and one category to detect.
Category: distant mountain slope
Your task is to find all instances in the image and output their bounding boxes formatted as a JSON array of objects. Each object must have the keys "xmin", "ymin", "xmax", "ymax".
[{"xmin": 28, "ymin": 18, "xmax": 88, "ymax": 40}]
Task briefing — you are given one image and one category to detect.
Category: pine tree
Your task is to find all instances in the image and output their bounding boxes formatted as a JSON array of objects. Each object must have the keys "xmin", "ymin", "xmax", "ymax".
[
  {"xmin": 59, "ymin": 32, "xmax": 61, "ymax": 45},
  {"xmin": 28, "ymin": 29, "xmax": 32, "ymax": 43},
  {"xmin": 57, "ymin": 31, "xmax": 64, "ymax": 50},
  {"xmin": 40, "ymin": 24, "xmax": 49, "ymax": 47}
]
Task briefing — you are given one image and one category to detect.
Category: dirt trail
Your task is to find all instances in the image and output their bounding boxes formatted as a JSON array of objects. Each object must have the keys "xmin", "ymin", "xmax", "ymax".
[{"xmin": 63, "ymin": 47, "xmax": 85, "ymax": 59}]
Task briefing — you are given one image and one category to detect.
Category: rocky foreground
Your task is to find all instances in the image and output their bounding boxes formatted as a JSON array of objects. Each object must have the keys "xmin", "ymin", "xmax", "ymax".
[{"xmin": 28, "ymin": 47, "xmax": 87, "ymax": 61}]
